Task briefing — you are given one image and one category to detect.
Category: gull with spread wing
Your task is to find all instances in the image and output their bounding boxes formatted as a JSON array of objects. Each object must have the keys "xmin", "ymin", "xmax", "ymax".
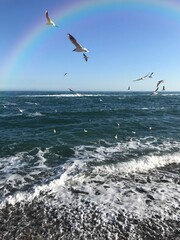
[
  {"xmin": 67, "ymin": 33, "xmax": 89, "ymax": 52},
  {"xmin": 133, "ymin": 73, "xmax": 150, "ymax": 81}
]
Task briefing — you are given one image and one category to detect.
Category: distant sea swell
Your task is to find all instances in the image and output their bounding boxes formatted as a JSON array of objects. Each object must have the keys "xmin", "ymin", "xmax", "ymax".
[{"xmin": 0, "ymin": 91, "xmax": 180, "ymax": 239}]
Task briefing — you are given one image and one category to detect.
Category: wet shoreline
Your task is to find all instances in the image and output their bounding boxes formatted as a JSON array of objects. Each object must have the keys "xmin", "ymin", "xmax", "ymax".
[
  {"xmin": 1, "ymin": 163, "xmax": 180, "ymax": 240},
  {"xmin": 0, "ymin": 199, "xmax": 180, "ymax": 240}
]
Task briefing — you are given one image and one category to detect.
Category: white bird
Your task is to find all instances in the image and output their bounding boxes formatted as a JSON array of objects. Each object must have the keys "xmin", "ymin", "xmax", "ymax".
[
  {"xmin": 84, "ymin": 129, "xmax": 88, "ymax": 133},
  {"xmin": 17, "ymin": 108, "xmax": 24, "ymax": 113},
  {"xmin": 67, "ymin": 33, "xmax": 89, "ymax": 52},
  {"xmin": 54, "ymin": 129, "xmax": 56, "ymax": 133},
  {"xmin": 115, "ymin": 134, "xmax": 118, "ymax": 139},
  {"xmin": 45, "ymin": 10, "xmax": 58, "ymax": 27},
  {"xmin": 83, "ymin": 53, "xmax": 88, "ymax": 62},
  {"xmin": 133, "ymin": 73, "xmax": 149, "ymax": 81}
]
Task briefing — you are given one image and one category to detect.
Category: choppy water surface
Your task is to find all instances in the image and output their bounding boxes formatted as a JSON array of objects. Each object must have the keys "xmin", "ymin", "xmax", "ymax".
[{"xmin": 0, "ymin": 91, "xmax": 180, "ymax": 239}]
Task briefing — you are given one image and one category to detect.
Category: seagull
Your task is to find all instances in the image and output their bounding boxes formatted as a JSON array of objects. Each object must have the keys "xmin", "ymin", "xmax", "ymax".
[
  {"xmin": 68, "ymin": 88, "xmax": 82, "ymax": 97},
  {"xmin": 156, "ymin": 80, "xmax": 164, "ymax": 88},
  {"xmin": 45, "ymin": 10, "xmax": 58, "ymax": 27},
  {"xmin": 162, "ymin": 86, "xmax": 165, "ymax": 91},
  {"xmin": 133, "ymin": 73, "xmax": 150, "ymax": 81},
  {"xmin": 83, "ymin": 53, "xmax": 88, "ymax": 61},
  {"xmin": 67, "ymin": 33, "xmax": 89, "ymax": 52},
  {"xmin": 128, "ymin": 86, "xmax": 130, "ymax": 90},
  {"xmin": 17, "ymin": 108, "xmax": 24, "ymax": 113},
  {"xmin": 148, "ymin": 72, "xmax": 154, "ymax": 78},
  {"xmin": 84, "ymin": 129, "xmax": 88, "ymax": 133},
  {"xmin": 64, "ymin": 73, "xmax": 67, "ymax": 76}
]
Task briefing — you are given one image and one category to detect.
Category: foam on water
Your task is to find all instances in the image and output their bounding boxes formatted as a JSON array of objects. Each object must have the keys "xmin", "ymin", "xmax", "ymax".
[
  {"xmin": 27, "ymin": 111, "xmax": 43, "ymax": 117},
  {"xmin": 1, "ymin": 138, "xmax": 180, "ymax": 220},
  {"xmin": 19, "ymin": 94, "xmax": 105, "ymax": 98},
  {"xmin": 0, "ymin": 147, "xmax": 53, "ymax": 200}
]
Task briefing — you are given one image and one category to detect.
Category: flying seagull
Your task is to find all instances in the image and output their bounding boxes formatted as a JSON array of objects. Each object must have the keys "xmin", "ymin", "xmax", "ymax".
[
  {"xmin": 68, "ymin": 88, "xmax": 82, "ymax": 97},
  {"xmin": 45, "ymin": 10, "xmax": 58, "ymax": 27},
  {"xmin": 162, "ymin": 86, "xmax": 165, "ymax": 91},
  {"xmin": 83, "ymin": 53, "xmax": 88, "ymax": 62},
  {"xmin": 64, "ymin": 73, "xmax": 67, "ymax": 76},
  {"xmin": 156, "ymin": 80, "xmax": 164, "ymax": 88},
  {"xmin": 148, "ymin": 72, "xmax": 154, "ymax": 78},
  {"xmin": 133, "ymin": 73, "xmax": 150, "ymax": 81},
  {"xmin": 67, "ymin": 33, "xmax": 89, "ymax": 52}
]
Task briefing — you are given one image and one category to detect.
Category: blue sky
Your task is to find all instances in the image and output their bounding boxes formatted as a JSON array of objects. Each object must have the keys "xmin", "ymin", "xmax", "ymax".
[{"xmin": 1, "ymin": 0, "xmax": 180, "ymax": 91}]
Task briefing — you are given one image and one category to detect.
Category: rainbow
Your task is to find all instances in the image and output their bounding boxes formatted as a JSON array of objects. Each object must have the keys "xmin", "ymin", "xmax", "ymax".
[{"xmin": 2, "ymin": 0, "xmax": 180, "ymax": 88}]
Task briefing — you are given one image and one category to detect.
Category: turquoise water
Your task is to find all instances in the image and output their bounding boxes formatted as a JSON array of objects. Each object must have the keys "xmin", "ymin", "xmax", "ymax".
[{"xmin": 0, "ymin": 91, "xmax": 180, "ymax": 239}]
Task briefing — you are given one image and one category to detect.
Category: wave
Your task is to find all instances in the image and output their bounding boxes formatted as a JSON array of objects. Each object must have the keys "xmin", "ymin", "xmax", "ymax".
[
  {"xmin": 27, "ymin": 112, "xmax": 43, "ymax": 117},
  {"xmin": 18, "ymin": 94, "xmax": 108, "ymax": 98},
  {"xmin": 1, "ymin": 138, "xmax": 180, "ymax": 220}
]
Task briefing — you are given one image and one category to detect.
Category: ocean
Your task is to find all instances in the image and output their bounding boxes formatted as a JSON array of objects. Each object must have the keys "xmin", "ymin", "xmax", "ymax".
[{"xmin": 0, "ymin": 91, "xmax": 180, "ymax": 239}]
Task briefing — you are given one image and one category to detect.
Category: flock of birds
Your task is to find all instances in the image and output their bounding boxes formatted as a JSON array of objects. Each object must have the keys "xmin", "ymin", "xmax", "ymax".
[
  {"xmin": 45, "ymin": 10, "xmax": 89, "ymax": 94},
  {"xmin": 46, "ymin": 11, "xmax": 166, "ymax": 95},
  {"xmin": 128, "ymin": 72, "xmax": 165, "ymax": 95},
  {"xmin": 46, "ymin": 10, "xmax": 89, "ymax": 62}
]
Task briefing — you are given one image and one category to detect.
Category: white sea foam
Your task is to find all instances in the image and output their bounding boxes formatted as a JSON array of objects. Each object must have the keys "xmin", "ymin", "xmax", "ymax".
[
  {"xmin": 27, "ymin": 112, "xmax": 43, "ymax": 117},
  {"xmin": 0, "ymin": 153, "xmax": 27, "ymax": 173},
  {"xmin": 25, "ymin": 101, "xmax": 38, "ymax": 105},
  {"xmin": 4, "ymin": 152, "xmax": 180, "ymax": 219},
  {"xmin": 35, "ymin": 148, "xmax": 49, "ymax": 168},
  {"xmin": 0, "ymin": 148, "xmax": 51, "ymax": 200},
  {"xmin": 19, "ymin": 94, "xmax": 108, "ymax": 98},
  {"xmin": 1, "ymin": 138, "xmax": 180, "ymax": 220}
]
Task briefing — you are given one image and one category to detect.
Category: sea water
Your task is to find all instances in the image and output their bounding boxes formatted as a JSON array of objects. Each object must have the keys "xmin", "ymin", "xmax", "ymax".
[{"xmin": 0, "ymin": 91, "xmax": 180, "ymax": 239}]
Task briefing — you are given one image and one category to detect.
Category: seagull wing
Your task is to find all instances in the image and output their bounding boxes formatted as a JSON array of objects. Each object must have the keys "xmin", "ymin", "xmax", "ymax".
[
  {"xmin": 68, "ymin": 88, "xmax": 75, "ymax": 94},
  {"xmin": 67, "ymin": 34, "xmax": 82, "ymax": 48},
  {"xmin": 133, "ymin": 77, "xmax": 143, "ymax": 81},
  {"xmin": 45, "ymin": 11, "xmax": 51, "ymax": 23},
  {"xmin": 154, "ymin": 87, "xmax": 159, "ymax": 92},
  {"xmin": 143, "ymin": 72, "xmax": 150, "ymax": 78},
  {"xmin": 156, "ymin": 81, "xmax": 160, "ymax": 88},
  {"xmin": 45, "ymin": 10, "xmax": 58, "ymax": 27},
  {"xmin": 149, "ymin": 72, "xmax": 154, "ymax": 77},
  {"xmin": 156, "ymin": 80, "xmax": 164, "ymax": 88},
  {"xmin": 133, "ymin": 73, "xmax": 149, "ymax": 81}
]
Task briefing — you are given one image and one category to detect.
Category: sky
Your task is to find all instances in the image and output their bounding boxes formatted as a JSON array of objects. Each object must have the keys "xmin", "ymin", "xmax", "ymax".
[{"xmin": 1, "ymin": 0, "xmax": 180, "ymax": 91}]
